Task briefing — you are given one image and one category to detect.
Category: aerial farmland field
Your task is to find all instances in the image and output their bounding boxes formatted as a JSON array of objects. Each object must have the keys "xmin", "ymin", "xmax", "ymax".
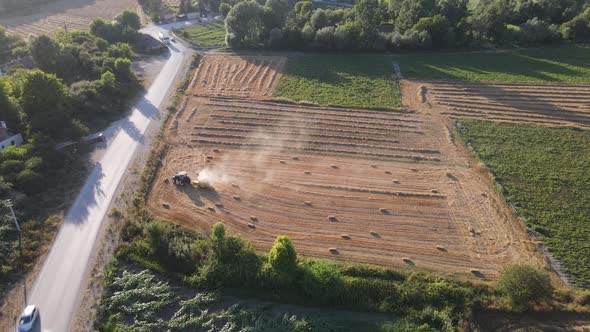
[
  {"xmin": 0, "ymin": 0, "xmax": 140, "ymax": 38},
  {"xmin": 147, "ymin": 54, "xmax": 543, "ymax": 280}
]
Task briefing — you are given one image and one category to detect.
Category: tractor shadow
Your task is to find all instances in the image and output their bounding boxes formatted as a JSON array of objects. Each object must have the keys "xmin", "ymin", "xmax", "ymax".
[{"xmin": 178, "ymin": 184, "xmax": 221, "ymax": 208}]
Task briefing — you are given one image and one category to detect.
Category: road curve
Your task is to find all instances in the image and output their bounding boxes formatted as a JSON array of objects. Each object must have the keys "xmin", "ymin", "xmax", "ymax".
[{"xmin": 27, "ymin": 24, "xmax": 194, "ymax": 332}]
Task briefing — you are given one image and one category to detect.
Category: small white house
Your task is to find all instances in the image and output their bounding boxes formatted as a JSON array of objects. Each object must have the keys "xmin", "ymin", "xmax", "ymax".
[{"xmin": 0, "ymin": 121, "xmax": 23, "ymax": 152}]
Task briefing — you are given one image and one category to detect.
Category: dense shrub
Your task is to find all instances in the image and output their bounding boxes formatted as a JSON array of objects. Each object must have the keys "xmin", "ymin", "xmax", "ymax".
[
  {"xmin": 497, "ymin": 265, "xmax": 553, "ymax": 310},
  {"xmin": 314, "ymin": 26, "xmax": 335, "ymax": 48},
  {"xmin": 0, "ymin": 146, "xmax": 28, "ymax": 161},
  {"xmin": 15, "ymin": 169, "xmax": 43, "ymax": 195},
  {"xmin": 0, "ymin": 159, "xmax": 25, "ymax": 174},
  {"xmin": 266, "ymin": 235, "xmax": 297, "ymax": 284},
  {"xmin": 519, "ymin": 18, "xmax": 560, "ymax": 44},
  {"xmin": 300, "ymin": 260, "xmax": 345, "ymax": 304},
  {"xmin": 198, "ymin": 223, "xmax": 261, "ymax": 287}
]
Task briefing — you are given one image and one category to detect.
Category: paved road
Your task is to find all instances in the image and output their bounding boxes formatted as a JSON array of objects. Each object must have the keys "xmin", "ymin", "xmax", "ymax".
[{"xmin": 26, "ymin": 24, "xmax": 193, "ymax": 332}]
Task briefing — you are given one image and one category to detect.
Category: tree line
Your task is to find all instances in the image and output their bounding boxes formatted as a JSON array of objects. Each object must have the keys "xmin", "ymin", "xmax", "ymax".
[
  {"xmin": 218, "ymin": 0, "xmax": 589, "ymax": 49},
  {"xmin": 0, "ymin": 10, "xmax": 142, "ymax": 289}
]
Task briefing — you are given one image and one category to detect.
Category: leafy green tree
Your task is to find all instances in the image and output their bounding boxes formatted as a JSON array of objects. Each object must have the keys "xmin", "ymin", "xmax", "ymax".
[
  {"xmin": 294, "ymin": 1, "xmax": 313, "ymax": 22},
  {"xmin": 497, "ymin": 265, "xmax": 553, "ymax": 310},
  {"xmin": 16, "ymin": 169, "xmax": 43, "ymax": 195},
  {"xmin": 115, "ymin": 10, "xmax": 142, "ymax": 30},
  {"xmin": 113, "ymin": 58, "xmax": 134, "ymax": 85},
  {"xmin": 0, "ymin": 81, "xmax": 20, "ymax": 131},
  {"xmin": 264, "ymin": 0, "xmax": 290, "ymax": 28},
  {"xmin": 354, "ymin": 0, "xmax": 382, "ymax": 47},
  {"xmin": 20, "ymin": 70, "xmax": 70, "ymax": 139},
  {"xmin": 310, "ymin": 9, "xmax": 329, "ymax": 30},
  {"xmin": 412, "ymin": 15, "xmax": 451, "ymax": 47},
  {"xmin": 560, "ymin": 8, "xmax": 590, "ymax": 40},
  {"xmin": 211, "ymin": 222, "xmax": 226, "ymax": 255},
  {"xmin": 225, "ymin": 1, "xmax": 265, "ymax": 46},
  {"xmin": 29, "ymin": 35, "xmax": 60, "ymax": 74},
  {"xmin": 395, "ymin": 0, "xmax": 435, "ymax": 33},
  {"xmin": 268, "ymin": 235, "xmax": 297, "ymax": 276},
  {"xmin": 434, "ymin": 0, "xmax": 467, "ymax": 24},
  {"xmin": 471, "ymin": 0, "xmax": 513, "ymax": 42},
  {"xmin": 334, "ymin": 23, "xmax": 358, "ymax": 50}
]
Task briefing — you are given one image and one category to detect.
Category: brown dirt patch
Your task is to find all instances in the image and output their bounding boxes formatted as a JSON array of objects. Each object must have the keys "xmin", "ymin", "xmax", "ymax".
[
  {"xmin": 188, "ymin": 55, "xmax": 286, "ymax": 99},
  {"xmin": 146, "ymin": 67, "xmax": 544, "ymax": 280},
  {"xmin": 0, "ymin": 0, "xmax": 141, "ymax": 38}
]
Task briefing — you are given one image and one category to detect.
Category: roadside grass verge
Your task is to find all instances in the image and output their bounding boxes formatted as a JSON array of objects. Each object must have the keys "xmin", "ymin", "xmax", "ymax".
[
  {"xmin": 274, "ymin": 55, "xmax": 401, "ymax": 109},
  {"xmin": 456, "ymin": 120, "xmax": 590, "ymax": 288},
  {"xmin": 176, "ymin": 23, "xmax": 226, "ymax": 47},
  {"xmin": 398, "ymin": 45, "xmax": 590, "ymax": 84}
]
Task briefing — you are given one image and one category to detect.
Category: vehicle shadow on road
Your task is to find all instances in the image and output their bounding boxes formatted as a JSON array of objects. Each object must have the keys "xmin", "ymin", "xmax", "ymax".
[{"xmin": 65, "ymin": 163, "xmax": 105, "ymax": 225}]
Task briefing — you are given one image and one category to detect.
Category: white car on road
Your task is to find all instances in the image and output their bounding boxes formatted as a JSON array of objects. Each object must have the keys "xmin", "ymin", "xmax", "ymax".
[{"xmin": 17, "ymin": 305, "xmax": 39, "ymax": 332}]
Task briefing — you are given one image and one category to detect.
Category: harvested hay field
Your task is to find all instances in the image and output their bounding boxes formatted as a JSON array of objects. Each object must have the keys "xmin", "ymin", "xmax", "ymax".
[
  {"xmin": 0, "ymin": 0, "xmax": 140, "ymax": 38},
  {"xmin": 188, "ymin": 55, "xmax": 286, "ymax": 99},
  {"xmin": 416, "ymin": 81, "xmax": 590, "ymax": 129},
  {"xmin": 148, "ymin": 91, "xmax": 542, "ymax": 279}
]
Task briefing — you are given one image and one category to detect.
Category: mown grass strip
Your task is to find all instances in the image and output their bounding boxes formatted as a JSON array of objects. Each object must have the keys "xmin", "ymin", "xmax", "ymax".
[
  {"xmin": 177, "ymin": 22, "xmax": 226, "ymax": 47},
  {"xmin": 274, "ymin": 55, "xmax": 401, "ymax": 109},
  {"xmin": 457, "ymin": 120, "xmax": 590, "ymax": 288},
  {"xmin": 398, "ymin": 45, "xmax": 590, "ymax": 84}
]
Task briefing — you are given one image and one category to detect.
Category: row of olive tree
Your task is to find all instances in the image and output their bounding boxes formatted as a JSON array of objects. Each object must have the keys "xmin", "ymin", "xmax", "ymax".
[{"xmin": 220, "ymin": 0, "xmax": 589, "ymax": 50}]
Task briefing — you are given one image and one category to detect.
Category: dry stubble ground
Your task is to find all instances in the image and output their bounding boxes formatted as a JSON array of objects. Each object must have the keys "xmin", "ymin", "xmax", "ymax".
[
  {"xmin": 0, "ymin": 0, "xmax": 141, "ymax": 38},
  {"xmin": 146, "ymin": 54, "xmax": 544, "ymax": 281}
]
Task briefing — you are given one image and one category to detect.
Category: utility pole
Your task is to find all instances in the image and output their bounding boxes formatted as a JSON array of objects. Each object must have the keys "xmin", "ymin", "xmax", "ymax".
[{"xmin": 5, "ymin": 200, "xmax": 26, "ymax": 306}]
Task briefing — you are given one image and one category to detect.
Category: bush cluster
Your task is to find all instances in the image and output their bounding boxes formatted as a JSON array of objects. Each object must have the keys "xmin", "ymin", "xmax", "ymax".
[{"xmin": 120, "ymin": 220, "xmax": 488, "ymax": 328}]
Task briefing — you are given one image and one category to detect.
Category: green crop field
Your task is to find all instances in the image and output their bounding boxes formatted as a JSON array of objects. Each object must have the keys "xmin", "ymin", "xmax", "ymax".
[
  {"xmin": 274, "ymin": 55, "xmax": 401, "ymax": 109},
  {"xmin": 177, "ymin": 22, "xmax": 226, "ymax": 47},
  {"xmin": 457, "ymin": 120, "xmax": 590, "ymax": 288},
  {"xmin": 398, "ymin": 45, "xmax": 590, "ymax": 84}
]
